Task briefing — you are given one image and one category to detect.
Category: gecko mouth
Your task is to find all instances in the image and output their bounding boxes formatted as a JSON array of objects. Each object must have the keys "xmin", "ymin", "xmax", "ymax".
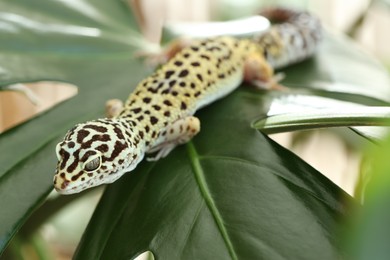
[{"xmin": 53, "ymin": 174, "xmax": 99, "ymax": 195}]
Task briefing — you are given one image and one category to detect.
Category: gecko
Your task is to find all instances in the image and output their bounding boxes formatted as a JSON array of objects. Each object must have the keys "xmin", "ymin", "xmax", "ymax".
[{"xmin": 54, "ymin": 7, "xmax": 322, "ymax": 194}]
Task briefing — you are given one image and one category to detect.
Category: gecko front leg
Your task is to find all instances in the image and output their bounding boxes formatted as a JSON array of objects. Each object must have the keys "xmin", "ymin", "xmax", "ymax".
[{"xmin": 147, "ymin": 116, "xmax": 200, "ymax": 161}]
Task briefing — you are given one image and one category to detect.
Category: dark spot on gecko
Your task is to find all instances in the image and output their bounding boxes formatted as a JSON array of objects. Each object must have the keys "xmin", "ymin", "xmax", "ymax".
[
  {"xmin": 144, "ymin": 110, "xmax": 151, "ymax": 115},
  {"xmin": 157, "ymin": 82, "xmax": 164, "ymax": 89},
  {"xmin": 131, "ymin": 108, "xmax": 142, "ymax": 113},
  {"xmin": 148, "ymin": 87, "xmax": 158, "ymax": 93},
  {"xmin": 169, "ymin": 80, "xmax": 176, "ymax": 88},
  {"xmin": 150, "ymin": 116, "xmax": 158, "ymax": 125},
  {"xmin": 145, "ymin": 141, "xmax": 150, "ymax": 146},
  {"xmin": 207, "ymin": 69, "xmax": 211, "ymax": 75},
  {"xmin": 164, "ymin": 111, "xmax": 170, "ymax": 117},
  {"xmin": 194, "ymin": 91, "xmax": 201, "ymax": 97},
  {"xmin": 181, "ymin": 102, "xmax": 187, "ymax": 110},
  {"xmin": 88, "ymin": 172, "xmax": 93, "ymax": 177},
  {"xmin": 172, "ymin": 91, "xmax": 178, "ymax": 96},
  {"xmin": 178, "ymin": 69, "xmax": 189, "ymax": 78},
  {"xmin": 161, "ymin": 89, "xmax": 169, "ymax": 94},
  {"xmin": 152, "ymin": 105, "xmax": 161, "ymax": 111},
  {"xmin": 136, "ymin": 115, "xmax": 144, "ymax": 122},
  {"xmin": 191, "ymin": 46, "xmax": 199, "ymax": 51},
  {"xmin": 190, "ymin": 83, "xmax": 196, "ymax": 89},
  {"xmin": 60, "ymin": 172, "xmax": 65, "ymax": 178},
  {"xmin": 145, "ymin": 125, "xmax": 150, "ymax": 133},
  {"xmin": 96, "ymin": 144, "xmax": 109, "ymax": 153},
  {"xmin": 196, "ymin": 74, "xmax": 203, "ymax": 82},
  {"xmin": 183, "ymin": 53, "xmax": 190, "ymax": 58},
  {"xmin": 77, "ymin": 130, "xmax": 90, "ymax": 143},
  {"xmin": 218, "ymin": 73, "xmax": 225, "ymax": 79},
  {"xmin": 143, "ymin": 97, "xmax": 151, "ymax": 103},
  {"xmin": 106, "ymin": 140, "xmax": 128, "ymax": 161},
  {"xmin": 152, "ymin": 131, "xmax": 156, "ymax": 138},
  {"xmin": 179, "ymin": 82, "xmax": 186, "ymax": 87},
  {"xmin": 139, "ymin": 131, "xmax": 144, "ymax": 138},
  {"xmin": 200, "ymin": 54, "xmax": 210, "ymax": 60},
  {"xmin": 68, "ymin": 142, "xmax": 75, "ymax": 148},
  {"xmin": 71, "ymin": 171, "xmax": 84, "ymax": 181},
  {"xmin": 174, "ymin": 60, "xmax": 183, "ymax": 66},
  {"xmin": 113, "ymin": 126, "xmax": 125, "ymax": 139},
  {"xmin": 208, "ymin": 46, "xmax": 221, "ymax": 51},
  {"xmin": 118, "ymin": 159, "xmax": 124, "ymax": 165},
  {"xmin": 184, "ymin": 93, "xmax": 190, "ymax": 97},
  {"xmin": 152, "ymin": 79, "xmax": 158, "ymax": 84},
  {"xmin": 191, "ymin": 61, "xmax": 200, "ymax": 67},
  {"xmin": 59, "ymin": 150, "xmax": 70, "ymax": 169},
  {"xmin": 163, "ymin": 100, "xmax": 172, "ymax": 106},
  {"xmin": 132, "ymin": 154, "xmax": 138, "ymax": 160},
  {"xmin": 165, "ymin": 70, "xmax": 175, "ymax": 79},
  {"xmin": 162, "ymin": 131, "xmax": 166, "ymax": 136},
  {"xmin": 80, "ymin": 150, "xmax": 97, "ymax": 163}
]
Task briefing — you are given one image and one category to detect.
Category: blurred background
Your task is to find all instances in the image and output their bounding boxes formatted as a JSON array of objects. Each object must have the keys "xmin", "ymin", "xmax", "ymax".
[{"xmin": 1, "ymin": 0, "xmax": 390, "ymax": 258}]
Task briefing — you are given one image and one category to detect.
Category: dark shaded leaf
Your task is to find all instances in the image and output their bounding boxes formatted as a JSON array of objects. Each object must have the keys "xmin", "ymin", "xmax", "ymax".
[{"xmin": 75, "ymin": 90, "xmax": 355, "ymax": 259}]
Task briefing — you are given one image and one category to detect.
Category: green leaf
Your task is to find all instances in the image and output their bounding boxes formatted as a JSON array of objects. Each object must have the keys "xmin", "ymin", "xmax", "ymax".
[
  {"xmin": 75, "ymin": 90, "xmax": 354, "ymax": 259},
  {"xmin": 0, "ymin": 0, "xmax": 147, "ymax": 253},
  {"xmin": 255, "ymin": 107, "xmax": 390, "ymax": 131}
]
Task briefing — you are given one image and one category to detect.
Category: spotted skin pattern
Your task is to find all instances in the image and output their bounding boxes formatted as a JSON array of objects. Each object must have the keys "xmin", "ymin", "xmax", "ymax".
[{"xmin": 54, "ymin": 8, "xmax": 322, "ymax": 194}]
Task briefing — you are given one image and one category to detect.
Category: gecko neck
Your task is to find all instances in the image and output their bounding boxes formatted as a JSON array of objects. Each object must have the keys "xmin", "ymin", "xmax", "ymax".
[{"xmin": 111, "ymin": 117, "xmax": 147, "ymax": 155}]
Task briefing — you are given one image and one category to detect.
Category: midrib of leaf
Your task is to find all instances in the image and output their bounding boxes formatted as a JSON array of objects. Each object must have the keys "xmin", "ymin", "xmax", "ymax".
[{"xmin": 186, "ymin": 142, "xmax": 238, "ymax": 260}]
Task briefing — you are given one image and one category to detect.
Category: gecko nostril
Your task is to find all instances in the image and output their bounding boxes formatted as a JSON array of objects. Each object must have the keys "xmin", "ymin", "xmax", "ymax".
[{"xmin": 61, "ymin": 180, "xmax": 70, "ymax": 189}]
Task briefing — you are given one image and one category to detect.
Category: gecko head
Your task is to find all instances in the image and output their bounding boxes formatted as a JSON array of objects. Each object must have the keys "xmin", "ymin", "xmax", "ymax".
[{"xmin": 53, "ymin": 119, "xmax": 144, "ymax": 195}]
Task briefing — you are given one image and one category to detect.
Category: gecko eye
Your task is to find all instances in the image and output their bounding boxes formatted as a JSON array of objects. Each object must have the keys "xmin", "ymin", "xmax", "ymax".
[{"xmin": 83, "ymin": 156, "xmax": 101, "ymax": 172}]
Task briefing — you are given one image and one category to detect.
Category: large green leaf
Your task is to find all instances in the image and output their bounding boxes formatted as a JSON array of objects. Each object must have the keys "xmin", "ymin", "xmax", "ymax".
[
  {"xmin": 74, "ymin": 89, "xmax": 354, "ymax": 259},
  {"xmin": 0, "ymin": 0, "xmax": 147, "ymax": 252},
  {"xmin": 0, "ymin": 0, "xmax": 388, "ymax": 257}
]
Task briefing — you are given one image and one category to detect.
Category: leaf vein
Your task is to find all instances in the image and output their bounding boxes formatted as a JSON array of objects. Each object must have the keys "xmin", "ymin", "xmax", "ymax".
[{"xmin": 186, "ymin": 142, "xmax": 238, "ymax": 260}]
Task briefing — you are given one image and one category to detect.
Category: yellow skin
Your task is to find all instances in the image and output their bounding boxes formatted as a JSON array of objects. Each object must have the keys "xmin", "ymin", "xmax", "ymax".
[{"xmin": 54, "ymin": 9, "xmax": 322, "ymax": 194}]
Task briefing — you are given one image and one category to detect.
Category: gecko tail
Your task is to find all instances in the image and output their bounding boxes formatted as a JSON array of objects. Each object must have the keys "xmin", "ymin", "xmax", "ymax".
[{"xmin": 256, "ymin": 7, "xmax": 323, "ymax": 69}]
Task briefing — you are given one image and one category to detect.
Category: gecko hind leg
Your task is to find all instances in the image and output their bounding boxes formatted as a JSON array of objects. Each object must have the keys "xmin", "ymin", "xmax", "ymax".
[
  {"xmin": 244, "ymin": 53, "xmax": 287, "ymax": 91},
  {"xmin": 136, "ymin": 38, "xmax": 193, "ymax": 67},
  {"xmin": 147, "ymin": 116, "xmax": 200, "ymax": 161}
]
